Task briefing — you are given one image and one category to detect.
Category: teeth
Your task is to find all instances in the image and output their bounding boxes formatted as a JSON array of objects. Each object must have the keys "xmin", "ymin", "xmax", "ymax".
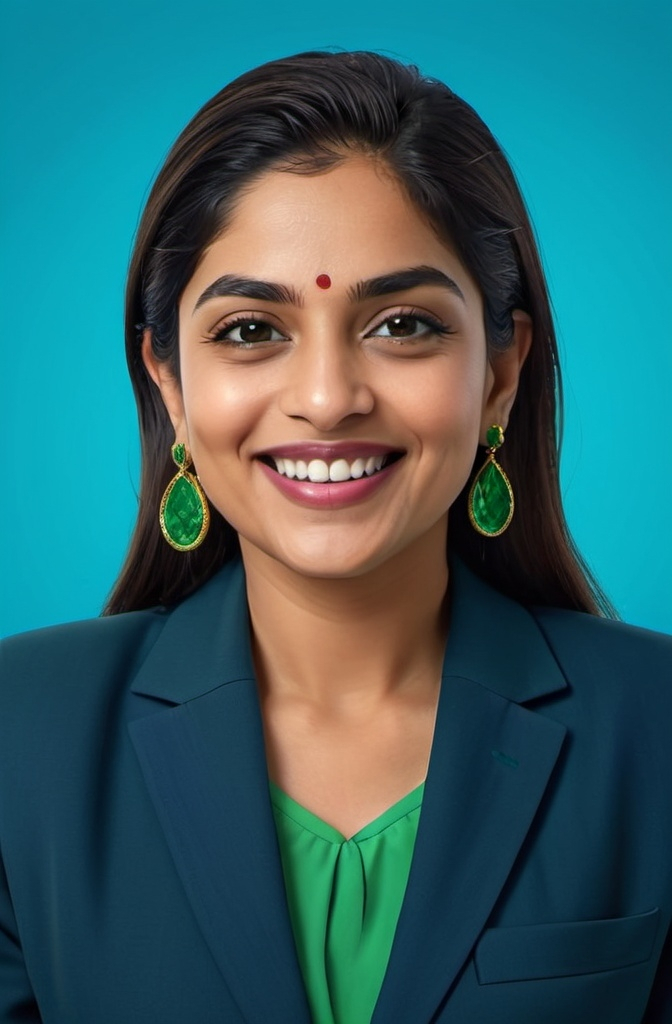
[
  {"xmin": 271, "ymin": 453, "xmax": 393, "ymax": 482},
  {"xmin": 365, "ymin": 456, "xmax": 384, "ymax": 476},
  {"xmin": 307, "ymin": 459, "xmax": 330, "ymax": 483},
  {"xmin": 329, "ymin": 459, "xmax": 351, "ymax": 482}
]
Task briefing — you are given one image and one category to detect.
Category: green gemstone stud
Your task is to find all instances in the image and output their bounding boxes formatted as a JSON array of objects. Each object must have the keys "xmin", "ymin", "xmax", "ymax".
[
  {"xmin": 468, "ymin": 425, "xmax": 514, "ymax": 537},
  {"xmin": 486, "ymin": 424, "xmax": 504, "ymax": 449},
  {"xmin": 159, "ymin": 442, "xmax": 210, "ymax": 551},
  {"xmin": 172, "ymin": 442, "xmax": 187, "ymax": 467}
]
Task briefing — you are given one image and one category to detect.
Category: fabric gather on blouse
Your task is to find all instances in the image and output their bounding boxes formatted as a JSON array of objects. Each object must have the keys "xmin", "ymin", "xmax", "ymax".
[{"xmin": 270, "ymin": 781, "xmax": 425, "ymax": 1024}]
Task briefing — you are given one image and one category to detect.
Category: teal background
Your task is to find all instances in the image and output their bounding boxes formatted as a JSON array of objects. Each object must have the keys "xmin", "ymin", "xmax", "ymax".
[{"xmin": 1, "ymin": 0, "xmax": 670, "ymax": 636}]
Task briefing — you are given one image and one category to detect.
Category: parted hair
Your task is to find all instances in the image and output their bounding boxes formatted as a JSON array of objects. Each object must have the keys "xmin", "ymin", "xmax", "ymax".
[{"xmin": 105, "ymin": 50, "xmax": 613, "ymax": 617}]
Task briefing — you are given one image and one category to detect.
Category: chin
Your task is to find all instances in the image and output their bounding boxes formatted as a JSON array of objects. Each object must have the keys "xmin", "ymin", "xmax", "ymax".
[
  {"xmin": 240, "ymin": 531, "xmax": 393, "ymax": 580},
  {"xmin": 275, "ymin": 549, "xmax": 383, "ymax": 580}
]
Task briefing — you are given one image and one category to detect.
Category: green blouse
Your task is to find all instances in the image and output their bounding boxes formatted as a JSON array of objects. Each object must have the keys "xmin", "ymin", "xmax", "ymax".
[{"xmin": 269, "ymin": 781, "xmax": 425, "ymax": 1024}]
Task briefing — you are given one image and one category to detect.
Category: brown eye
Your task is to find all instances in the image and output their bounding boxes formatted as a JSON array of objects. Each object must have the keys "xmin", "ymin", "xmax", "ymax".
[
  {"xmin": 385, "ymin": 315, "xmax": 420, "ymax": 337},
  {"xmin": 210, "ymin": 317, "xmax": 286, "ymax": 346},
  {"xmin": 368, "ymin": 311, "xmax": 454, "ymax": 342},
  {"xmin": 233, "ymin": 321, "xmax": 274, "ymax": 343}
]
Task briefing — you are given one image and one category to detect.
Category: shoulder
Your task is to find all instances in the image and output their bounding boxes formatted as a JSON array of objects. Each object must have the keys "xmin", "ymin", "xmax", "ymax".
[
  {"xmin": 530, "ymin": 605, "xmax": 672, "ymax": 712},
  {"xmin": 532, "ymin": 605, "xmax": 672, "ymax": 673},
  {"xmin": 0, "ymin": 560, "xmax": 246, "ymax": 713},
  {"xmin": 0, "ymin": 607, "xmax": 168, "ymax": 707},
  {"xmin": 0, "ymin": 609, "xmax": 176, "ymax": 794}
]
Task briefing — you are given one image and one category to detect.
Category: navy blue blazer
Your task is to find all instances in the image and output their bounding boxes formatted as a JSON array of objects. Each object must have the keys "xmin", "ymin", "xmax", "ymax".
[{"xmin": 0, "ymin": 559, "xmax": 670, "ymax": 1023}]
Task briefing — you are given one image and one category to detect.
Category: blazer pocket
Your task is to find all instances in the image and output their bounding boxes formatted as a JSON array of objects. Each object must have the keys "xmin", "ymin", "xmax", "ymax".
[{"xmin": 475, "ymin": 907, "xmax": 660, "ymax": 984}]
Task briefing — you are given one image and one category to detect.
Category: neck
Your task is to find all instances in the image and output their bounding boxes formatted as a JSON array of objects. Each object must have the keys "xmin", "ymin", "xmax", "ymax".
[{"xmin": 240, "ymin": 520, "xmax": 449, "ymax": 711}]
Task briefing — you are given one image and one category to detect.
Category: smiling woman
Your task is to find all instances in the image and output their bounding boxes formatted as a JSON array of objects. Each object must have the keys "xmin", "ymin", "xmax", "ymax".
[
  {"xmin": 109, "ymin": 52, "xmax": 606, "ymax": 617},
  {"xmin": 0, "ymin": 50, "xmax": 670, "ymax": 1024}
]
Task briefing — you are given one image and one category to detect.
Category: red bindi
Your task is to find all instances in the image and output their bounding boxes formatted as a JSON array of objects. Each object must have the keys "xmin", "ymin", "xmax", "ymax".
[{"xmin": 315, "ymin": 274, "xmax": 332, "ymax": 289}]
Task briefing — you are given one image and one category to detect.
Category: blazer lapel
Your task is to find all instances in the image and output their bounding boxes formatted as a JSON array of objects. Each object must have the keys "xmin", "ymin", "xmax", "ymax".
[
  {"xmin": 372, "ymin": 562, "xmax": 568, "ymax": 1024},
  {"xmin": 128, "ymin": 562, "xmax": 311, "ymax": 1024}
]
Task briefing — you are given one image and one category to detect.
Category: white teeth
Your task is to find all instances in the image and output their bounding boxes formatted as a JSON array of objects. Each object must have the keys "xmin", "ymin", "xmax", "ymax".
[
  {"xmin": 307, "ymin": 459, "xmax": 330, "ymax": 483},
  {"xmin": 329, "ymin": 459, "xmax": 352, "ymax": 482},
  {"xmin": 271, "ymin": 453, "xmax": 394, "ymax": 482}
]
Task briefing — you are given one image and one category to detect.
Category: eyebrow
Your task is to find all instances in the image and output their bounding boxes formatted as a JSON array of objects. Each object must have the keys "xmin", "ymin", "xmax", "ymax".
[
  {"xmin": 192, "ymin": 264, "xmax": 465, "ymax": 314},
  {"xmin": 349, "ymin": 266, "xmax": 465, "ymax": 303},
  {"xmin": 193, "ymin": 275, "xmax": 302, "ymax": 312}
]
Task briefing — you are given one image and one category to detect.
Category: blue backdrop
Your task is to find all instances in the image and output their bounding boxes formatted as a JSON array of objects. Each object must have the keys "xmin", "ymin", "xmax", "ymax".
[{"xmin": 1, "ymin": 0, "xmax": 670, "ymax": 635}]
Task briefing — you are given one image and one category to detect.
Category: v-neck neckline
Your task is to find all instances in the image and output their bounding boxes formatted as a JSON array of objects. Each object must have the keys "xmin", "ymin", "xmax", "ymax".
[{"xmin": 268, "ymin": 780, "xmax": 426, "ymax": 844}]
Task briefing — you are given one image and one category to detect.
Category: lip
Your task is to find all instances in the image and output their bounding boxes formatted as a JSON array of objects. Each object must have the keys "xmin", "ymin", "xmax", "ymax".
[{"xmin": 257, "ymin": 453, "xmax": 404, "ymax": 509}]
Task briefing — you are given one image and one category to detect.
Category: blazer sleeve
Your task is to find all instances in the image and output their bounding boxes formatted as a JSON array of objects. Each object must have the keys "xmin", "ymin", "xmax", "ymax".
[{"xmin": 0, "ymin": 854, "xmax": 41, "ymax": 1023}]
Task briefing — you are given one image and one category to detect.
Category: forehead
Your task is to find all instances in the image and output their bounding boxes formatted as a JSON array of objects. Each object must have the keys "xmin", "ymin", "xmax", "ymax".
[{"xmin": 181, "ymin": 156, "xmax": 480, "ymax": 307}]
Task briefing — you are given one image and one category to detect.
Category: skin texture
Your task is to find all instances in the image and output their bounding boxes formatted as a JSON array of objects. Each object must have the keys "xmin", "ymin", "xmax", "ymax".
[{"xmin": 144, "ymin": 156, "xmax": 531, "ymax": 836}]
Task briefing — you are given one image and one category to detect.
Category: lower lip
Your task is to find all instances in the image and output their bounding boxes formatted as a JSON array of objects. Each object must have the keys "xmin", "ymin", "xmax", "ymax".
[{"xmin": 257, "ymin": 458, "xmax": 403, "ymax": 509}]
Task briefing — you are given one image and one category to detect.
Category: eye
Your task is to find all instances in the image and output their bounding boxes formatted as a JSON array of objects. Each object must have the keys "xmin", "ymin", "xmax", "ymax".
[
  {"xmin": 367, "ymin": 311, "xmax": 454, "ymax": 342},
  {"xmin": 208, "ymin": 316, "xmax": 287, "ymax": 347}
]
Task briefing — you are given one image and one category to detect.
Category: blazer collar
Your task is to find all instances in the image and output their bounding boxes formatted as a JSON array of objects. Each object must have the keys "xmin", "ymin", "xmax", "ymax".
[
  {"xmin": 129, "ymin": 557, "xmax": 568, "ymax": 1024},
  {"xmin": 131, "ymin": 556, "xmax": 567, "ymax": 707},
  {"xmin": 443, "ymin": 558, "xmax": 567, "ymax": 702},
  {"xmin": 131, "ymin": 557, "xmax": 256, "ymax": 703}
]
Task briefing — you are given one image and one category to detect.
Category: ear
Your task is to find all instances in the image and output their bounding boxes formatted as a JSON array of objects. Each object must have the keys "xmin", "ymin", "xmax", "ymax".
[
  {"xmin": 141, "ymin": 329, "xmax": 187, "ymax": 438},
  {"xmin": 480, "ymin": 310, "xmax": 533, "ymax": 441}
]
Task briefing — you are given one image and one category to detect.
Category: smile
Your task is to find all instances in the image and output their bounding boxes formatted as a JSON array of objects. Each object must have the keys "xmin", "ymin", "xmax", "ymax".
[
  {"xmin": 256, "ymin": 446, "xmax": 405, "ymax": 509},
  {"xmin": 269, "ymin": 454, "xmax": 399, "ymax": 483}
]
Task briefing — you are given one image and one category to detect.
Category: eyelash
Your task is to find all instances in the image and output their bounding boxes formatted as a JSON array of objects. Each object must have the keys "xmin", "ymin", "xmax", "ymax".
[
  {"xmin": 205, "ymin": 308, "xmax": 456, "ymax": 348},
  {"xmin": 206, "ymin": 315, "xmax": 286, "ymax": 348},
  {"xmin": 370, "ymin": 310, "xmax": 455, "ymax": 344}
]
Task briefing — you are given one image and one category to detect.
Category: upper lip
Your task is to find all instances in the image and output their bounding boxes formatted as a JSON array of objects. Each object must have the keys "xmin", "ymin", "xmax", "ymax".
[{"xmin": 256, "ymin": 442, "xmax": 403, "ymax": 461}]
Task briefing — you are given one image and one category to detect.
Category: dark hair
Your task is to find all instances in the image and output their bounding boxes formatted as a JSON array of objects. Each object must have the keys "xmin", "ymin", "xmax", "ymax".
[{"xmin": 105, "ymin": 49, "xmax": 614, "ymax": 617}]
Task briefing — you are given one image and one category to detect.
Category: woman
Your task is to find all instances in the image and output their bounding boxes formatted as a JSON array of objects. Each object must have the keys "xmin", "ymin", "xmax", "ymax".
[{"xmin": 0, "ymin": 50, "xmax": 669, "ymax": 1023}]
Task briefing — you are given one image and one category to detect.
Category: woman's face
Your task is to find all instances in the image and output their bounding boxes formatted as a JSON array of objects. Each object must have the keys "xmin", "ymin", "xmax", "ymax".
[{"xmin": 146, "ymin": 156, "xmax": 529, "ymax": 579}]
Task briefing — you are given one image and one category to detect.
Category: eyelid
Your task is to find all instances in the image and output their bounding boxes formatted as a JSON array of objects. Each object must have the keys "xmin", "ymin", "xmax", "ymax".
[
  {"xmin": 206, "ymin": 311, "xmax": 289, "ymax": 345},
  {"xmin": 365, "ymin": 305, "xmax": 455, "ymax": 338}
]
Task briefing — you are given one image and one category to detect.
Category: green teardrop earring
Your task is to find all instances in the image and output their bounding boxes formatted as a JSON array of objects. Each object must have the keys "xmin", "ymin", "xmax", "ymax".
[
  {"xmin": 468, "ymin": 425, "xmax": 514, "ymax": 537},
  {"xmin": 159, "ymin": 442, "xmax": 210, "ymax": 551}
]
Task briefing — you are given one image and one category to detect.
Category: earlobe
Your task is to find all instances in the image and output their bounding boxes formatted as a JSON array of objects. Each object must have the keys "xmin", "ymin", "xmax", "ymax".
[
  {"xmin": 481, "ymin": 309, "xmax": 533, "ymax": 439},
  {"xmin": 141, "ymin": 329, "xmax": 186, "ymax": 436}
]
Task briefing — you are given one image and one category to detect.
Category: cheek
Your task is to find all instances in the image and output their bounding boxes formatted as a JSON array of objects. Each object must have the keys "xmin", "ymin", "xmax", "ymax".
[
  {"xmin": 180, "ymin": 358, "xmax": 260, "ymax": 439},
  {"xmin": 177, "ymin": 371, "xmax": 257, "ymax": 488},
  {"xmin": 406, "ymin": 360, "xmax": 487, "ymax": 510},
  {"xmin": 405, "ymin": 357, "xmax": 487, "ymax": 444}
]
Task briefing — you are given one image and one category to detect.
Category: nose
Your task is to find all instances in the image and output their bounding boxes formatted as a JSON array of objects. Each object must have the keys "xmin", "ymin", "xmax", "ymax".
[{"xmin": 279, "ymin": 334, "xmax": 375, "ymax": 431}]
